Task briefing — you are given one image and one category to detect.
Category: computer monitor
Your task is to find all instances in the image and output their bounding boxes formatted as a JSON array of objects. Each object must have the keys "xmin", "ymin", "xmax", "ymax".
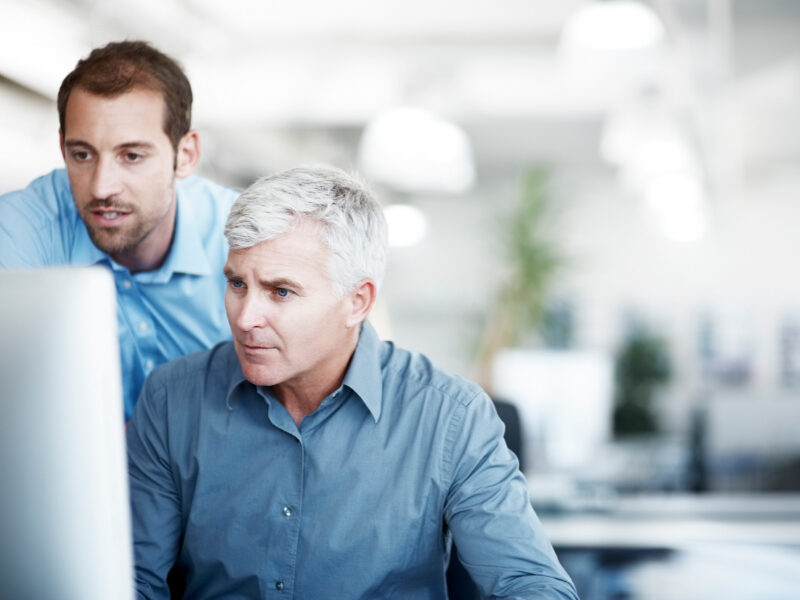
[{"xmin": 0, "ymin": 266, "xmax": 134, "ymax": 600}]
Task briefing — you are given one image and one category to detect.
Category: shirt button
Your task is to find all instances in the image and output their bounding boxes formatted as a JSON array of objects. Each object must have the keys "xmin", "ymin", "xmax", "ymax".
[
  {"xmin": 275, "ymin": 580, "xmax": 284, "ymax": 591},
  {"xmin": 122, "ymin": 280, "xmax": 132, "ymax": 289},
  {"xmin": 145, "ymin": 359, "xmax": 155, "ymax": 371},
  {"xmin": 282, "ymin": 506, "xmax": 292, "ymax": 517},
  {"xmin": 138, "ymin": 321, "xmax": 149, "ymax": 333}
]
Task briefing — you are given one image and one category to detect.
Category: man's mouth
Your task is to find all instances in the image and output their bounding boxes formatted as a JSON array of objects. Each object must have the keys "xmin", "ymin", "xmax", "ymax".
[
  {"xmin": 240, "ymin": 342, "xmax": 277, "ymax": 353},
  {"xmin": 91, "ymin": 208, "xmax": 132, "ymax": 226}
]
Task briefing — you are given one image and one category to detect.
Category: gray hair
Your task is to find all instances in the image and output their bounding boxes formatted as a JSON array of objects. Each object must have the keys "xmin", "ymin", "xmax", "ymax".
[{"xmin": 224, "ymin": 165, "xmax": 388, "ymax": 296}]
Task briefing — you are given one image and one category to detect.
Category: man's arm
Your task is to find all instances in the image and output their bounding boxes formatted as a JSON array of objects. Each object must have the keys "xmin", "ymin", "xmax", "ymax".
[
  {"xmin": 443, "ymin": 392, "xmax": 579, "ymax": 600},
  {"xmin": 127, "ymin": 376, "xmax": 183, "ymax": 600}
]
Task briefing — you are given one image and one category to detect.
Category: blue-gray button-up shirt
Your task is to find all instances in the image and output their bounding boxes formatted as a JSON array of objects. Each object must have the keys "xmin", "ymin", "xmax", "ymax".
[{"xmin": 127, "ymin": 322, "xmax": 578, "ymax": 599}]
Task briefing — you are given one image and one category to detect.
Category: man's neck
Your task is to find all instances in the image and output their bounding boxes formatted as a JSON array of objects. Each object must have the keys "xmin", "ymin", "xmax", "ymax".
[
  {"xmin": 112, "ymin": 242, "xmax": 171, "ymax": 273},
  {"xmin": 273, "ymin": 333, "xmax": 360, "ymax": 427}
]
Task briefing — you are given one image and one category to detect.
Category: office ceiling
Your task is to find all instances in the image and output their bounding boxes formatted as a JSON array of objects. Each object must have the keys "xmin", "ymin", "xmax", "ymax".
[
  {"xmin": 3, "ymin": 0, "xmax": 800, "ymax": 378},
  {"xmin": 1, "ymin": 0, "xmax": 799, "ymax": 190}
]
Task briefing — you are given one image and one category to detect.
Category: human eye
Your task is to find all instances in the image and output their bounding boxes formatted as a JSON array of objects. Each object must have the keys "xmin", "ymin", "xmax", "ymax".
[
  {"xmin": 122, "ymin": 151, "xmax": 144, "ymax": 163},
  {"xmin": 70, "ymin": 149, "xmax": 92, "ymax": 162},
  {"xmin": 274, "ymin": 287, "xmax": 294, "ymax": 300},
  {"xmin": 227, "ymin": 278, "xmax": 246, "ymax": 290}
]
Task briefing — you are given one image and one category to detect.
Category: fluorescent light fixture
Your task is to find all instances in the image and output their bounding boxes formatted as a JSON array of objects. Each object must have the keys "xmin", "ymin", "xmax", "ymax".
[
  {"xmin": 645, "ymin": 173, "xmax": 703, "ymax": 214},
  {"xmin": 601, "ymin": 101, "xmax": 704, "ymax": 206},
  {"xmin": 644, "ymin": 173, "xmax": 707, "ymax": 243},
  {"xmin": 558, "ymin": 0, "xmax": 667, "ymax": 93},
  {"xmin": 600, "ymin": 104, "xmax": 693, "ymax": 168},
  {"xmin": 561, "ymin": 0, "xmax": 665, "ymax": 52},
  {"xmin": 601, "ymin": 100, "xmax": 708, "ymax": 243},
  {"xmin": 358, "ymin": 107, "xmax": 476, "ymax": 195},
  {"xmin": 652, "ymin": 206, "xmax": 707, "ymax": 243},
  {"xmin": 384, "ymin": 204, "xmax": 428, "ymax": 248},
  {"xmin": 620, "ymin": 132, "xmax": 700, "ymax": 193}
]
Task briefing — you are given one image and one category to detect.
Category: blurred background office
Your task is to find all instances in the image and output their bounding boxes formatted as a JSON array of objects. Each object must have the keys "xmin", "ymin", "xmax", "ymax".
[{"xmin": 2, "ymin": 0, "xmax": 800, "ymax": 597}]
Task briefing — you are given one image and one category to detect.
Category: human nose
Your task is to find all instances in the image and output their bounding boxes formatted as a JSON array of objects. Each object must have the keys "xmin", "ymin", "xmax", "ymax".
[
  {"xmin": 232, "ymin": 291, "xmax": 268, "ymax": 332},
  {"xmin": 90, "ymin": 157, "xmax": 123, "ymax": 200}
]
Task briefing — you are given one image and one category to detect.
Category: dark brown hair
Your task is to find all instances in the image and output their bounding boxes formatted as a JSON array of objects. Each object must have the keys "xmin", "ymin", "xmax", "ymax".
[{"xmin": 57, "ymin": 40, "xmax": 192, "ymax": 152}]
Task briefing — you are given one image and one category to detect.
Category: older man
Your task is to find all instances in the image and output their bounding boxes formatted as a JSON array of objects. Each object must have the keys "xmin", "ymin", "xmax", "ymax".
[
  {"xmin": 0, "ymin": 41, "xmax": 238, "ymax": 419},
  {"xmin": 127, "ymin": 165, "xmax": 578, "ymax": 599}
]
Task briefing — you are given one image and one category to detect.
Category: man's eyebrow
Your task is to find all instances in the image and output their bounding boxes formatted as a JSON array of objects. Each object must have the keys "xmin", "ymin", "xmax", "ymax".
[
  {"xmin": 114, "ymin": 141, "xmax": 157, "ymax": 151},
  {"xmin": 260, "ymin": 277, "xmax": 304, "ymax": 292},
  {"xmin": 63, "ymin": 139, "xmax": 156, "ymax": 151},
  {"xmin": 64, "ymin": 139, "xmax": 96, "ymax": 150},
  {"xmin": 222, "ymin": 269, "xmax": 304, "ymax": 292}
]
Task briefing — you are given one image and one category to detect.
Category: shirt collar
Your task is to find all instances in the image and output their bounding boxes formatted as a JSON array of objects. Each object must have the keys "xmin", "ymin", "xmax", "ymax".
[
  {"xmin": 70, "ymin": 184, "xmax": 212, "ymax": 280},
  {"xmin": 226, "ymin": 347, "xmax": 249, "ymax": 410},
  {"xmin": 341, "ymin": 321, "xmax": 384, "ymax": 422},
  {"xmin": 224, "ymin": 321, "xmax": 385, "ymax": 421},
  {"xmin": 157, "ymin": 186, "xmax": 213, "ymax": 279}
]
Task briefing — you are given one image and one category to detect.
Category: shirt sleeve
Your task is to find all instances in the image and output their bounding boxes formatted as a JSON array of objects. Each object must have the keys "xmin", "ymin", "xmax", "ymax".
[
  {"xmin": 443, "ymin": 392, "xmax": 579, "ymax": 600},
  {"xmin": 127, "ymin": 376, "xmax": 182, "ymax": 600},
  {"xmin": 0, "ymin": 188, "xmax": 59, "ymax": 267}
]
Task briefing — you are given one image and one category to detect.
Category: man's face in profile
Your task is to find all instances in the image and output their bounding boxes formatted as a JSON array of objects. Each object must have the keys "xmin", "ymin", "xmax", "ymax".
[{"xmin": 60, "ymin": 87, "xmax": 180, "ymax": 263}]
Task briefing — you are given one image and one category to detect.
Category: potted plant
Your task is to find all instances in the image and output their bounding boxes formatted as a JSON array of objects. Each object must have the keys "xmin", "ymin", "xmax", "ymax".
[
  {"xmin": 474, "ymin": 168, "xmax": 562, "ymax": 389},
  {"xmin": 612, "ymin": 328, "xmax": 671, "ymax": 437}
]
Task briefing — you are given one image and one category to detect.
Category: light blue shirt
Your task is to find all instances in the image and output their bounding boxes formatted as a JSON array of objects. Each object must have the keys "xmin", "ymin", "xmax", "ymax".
[
  {"xmin": 127, "ymin": 322, "xmax": 578, "ymax": 599},
  {"xmin": 0, "ymin": 169, "xmax": 239, "ymax": 419}
]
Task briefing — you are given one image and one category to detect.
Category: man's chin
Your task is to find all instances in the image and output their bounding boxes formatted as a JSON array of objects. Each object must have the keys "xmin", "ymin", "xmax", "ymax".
[
  {"xmin": 237, "ymin": 355, "xmax": 283, "ymax": 388},
  {"xmin": 242, "ymin": 369, "xmax": 281, "ymax": 388},
  {"xmin": 85, "ymin": 228, "xmax": 138, "ymax": 257}
]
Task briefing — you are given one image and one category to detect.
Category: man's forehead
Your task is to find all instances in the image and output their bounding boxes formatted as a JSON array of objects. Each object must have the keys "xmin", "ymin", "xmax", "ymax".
[
  {"xmin": 224, "ymin": 234, "xmax": 331, "ymax": 282},
  {"xmin": 226, "ymin": 242, "xmax": 311, "ymax": 265},
  {"xmin": 63, "ymin": 86, "xmax": 167, "ymax": 132},
  {"xmin": 69, "ymin": 84, "xmax": 166, "ymax": 107}
]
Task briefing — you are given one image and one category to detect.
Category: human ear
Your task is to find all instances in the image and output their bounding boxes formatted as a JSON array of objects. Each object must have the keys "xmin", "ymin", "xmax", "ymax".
[
  {"xmin": 346, "ymin": 279, "xmax": 377, "ymax": 327},
  {"xmin": 174, "ymin": 130, "xmax": 201, "ymax": 178}
]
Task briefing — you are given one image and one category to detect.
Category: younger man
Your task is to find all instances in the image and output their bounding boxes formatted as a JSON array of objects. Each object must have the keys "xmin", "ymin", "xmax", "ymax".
[{"xmin": 0, "ymin": 41, "xmax": 238, "ymax": 418}]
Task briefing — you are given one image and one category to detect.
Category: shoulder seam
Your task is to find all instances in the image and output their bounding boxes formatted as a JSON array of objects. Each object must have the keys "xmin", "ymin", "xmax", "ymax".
[{"xmin": 382, "ymin": 360, "xmax": 484, "ymax": 408}]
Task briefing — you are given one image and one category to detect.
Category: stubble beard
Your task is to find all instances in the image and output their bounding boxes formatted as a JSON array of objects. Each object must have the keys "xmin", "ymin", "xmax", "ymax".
[
  {"xmin": 82, "ymin": 203, "xmax": 152, "ymax": 257},
  {"xmin": 81, "ymin": 178, "xmax": 177, "ymax": 259}
]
